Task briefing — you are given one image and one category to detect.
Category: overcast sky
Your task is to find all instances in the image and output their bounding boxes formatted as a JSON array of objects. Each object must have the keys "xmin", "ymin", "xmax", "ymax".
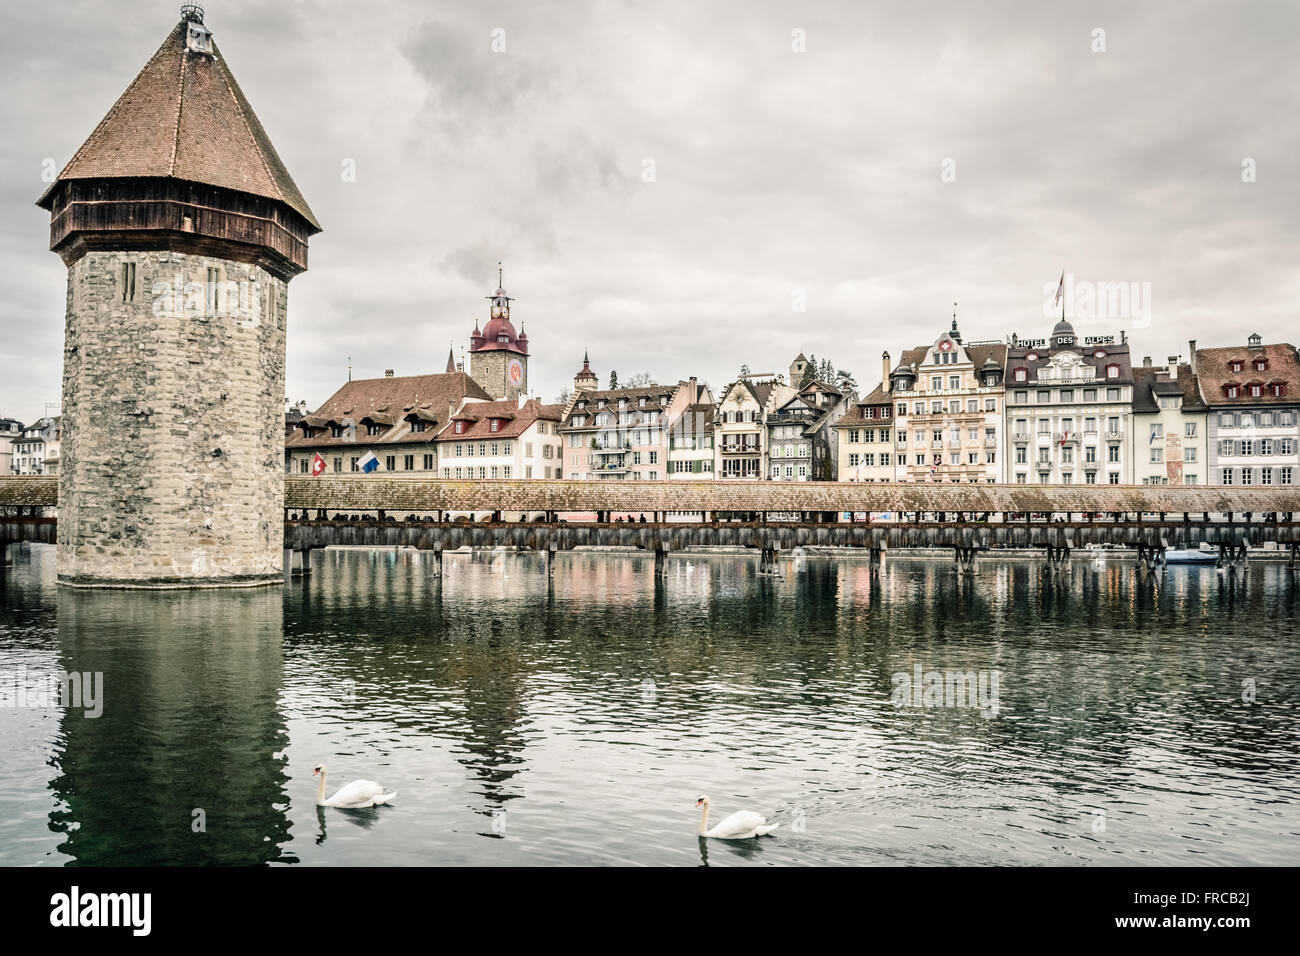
[{"xmin": 2, "ymin": 0, "xmax": 1297, "ymax": 420}]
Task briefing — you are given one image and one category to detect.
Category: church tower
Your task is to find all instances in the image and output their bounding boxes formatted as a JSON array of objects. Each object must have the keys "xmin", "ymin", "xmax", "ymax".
[
  {"xmin": 469, "ymin": 265, "xmax": 529, "ymax": 400},
  {"xmin": 573, "ymin": 350, "xmax": 599, "ymax": 393},
  {"xmin": 36, "ymin": 7, "xmax": 320, "ymax": 587}
]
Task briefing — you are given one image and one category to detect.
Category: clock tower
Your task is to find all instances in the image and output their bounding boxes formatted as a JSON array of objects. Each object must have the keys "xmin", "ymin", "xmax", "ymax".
[{"xmin": 468, "ymin": 264, "xmax": 529, "ymax": 400}]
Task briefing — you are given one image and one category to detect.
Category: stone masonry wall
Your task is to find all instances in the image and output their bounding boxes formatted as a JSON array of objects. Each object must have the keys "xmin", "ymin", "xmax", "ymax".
[{"xmin": 58, "ymin": 251, "xmax": 288, "ymax": 586}]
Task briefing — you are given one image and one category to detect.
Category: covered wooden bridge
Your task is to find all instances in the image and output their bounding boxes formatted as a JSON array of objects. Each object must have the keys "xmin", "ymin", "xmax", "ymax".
[{"xmin": 6, "ymin": 476, "xmax": 1300, "ymax": 577}]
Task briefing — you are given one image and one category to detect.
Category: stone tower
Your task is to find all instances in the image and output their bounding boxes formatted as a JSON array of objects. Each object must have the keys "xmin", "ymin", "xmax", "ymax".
[
  {"xmin": 468, "ymin": 265, "xmax": 528, "ymax": 400},
  {"xmin": 36, "ymin": 7, "xmax": 320, "ymax": 587},
  {"xmin": 790, "ymin": 353, "xmax": 809, "ymax": 385},
  {"xmin": 573, "ymin": 350, "xmax": 599, "ymax": 393}
]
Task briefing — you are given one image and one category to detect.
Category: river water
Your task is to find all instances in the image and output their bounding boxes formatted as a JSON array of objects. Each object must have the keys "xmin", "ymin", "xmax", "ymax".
[{"xmin": 1, "ymin": 544, "xmax": 1296, "ymax": 866}]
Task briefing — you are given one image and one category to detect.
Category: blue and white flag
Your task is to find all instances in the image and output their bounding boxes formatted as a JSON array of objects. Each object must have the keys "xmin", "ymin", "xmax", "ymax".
[{"xmin": 359, "ymin": 451, "xmax": 380, "ymax": 473}]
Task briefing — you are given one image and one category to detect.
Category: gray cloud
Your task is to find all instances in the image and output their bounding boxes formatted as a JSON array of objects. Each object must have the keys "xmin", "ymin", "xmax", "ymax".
[{"xmin": 2, "ymin": 0, "xmax": 1297, "ymax": 420}]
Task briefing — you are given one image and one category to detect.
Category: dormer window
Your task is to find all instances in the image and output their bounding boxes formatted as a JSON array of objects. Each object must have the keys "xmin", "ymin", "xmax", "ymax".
[
  {"xmin": 498, "ymin": 335, "xmax": 509, "ymax": 344},
  {"xmin": 576, "ymin": 400, "xmax": 586, "ymax": 410},
  {"xmin": 1254, "ymin": 359, "xmax": 1268, "ymax": 371},
  {"xmin": 1225, "ymin": 385, "xmax": 1239, "ymax": 398},
  {"xmin": 1249, "ymin": 384, "xmax": 1262, "ymax": 397},
  {"xmin": 411, "ymin": 421, "xmax": 425, "ymax": 433},
  {"xmin": 331, "ymin": 425, "xmax": 343, "ymax": 438},
  {"xmin": 367, "ymin": 423, "xmax": 382, "ymax": 436},
  {"xmin": 1272, "ymin": 383, "xmax": 1287, "ymax": 397},
  {"xmin": 638, "ymin": 396, "xmax": 646, "ymax": 407},
  {"xmin": 454, "ymin": 421, "xmax": 465, "ymax": 434},
  {"xmin": 184, "ymin": 15, "xmax": 214, "ymax": 55},
  {"xmin": 1229, "ymin": 360, "xmax": 1244, "ymax": 373},
  {"xmin": 490, "ymin": 419, "xmax": 500, "ymax": 432},
  {"xmin": 1014, "ymin": 368, "xmax": 1027, "ymax": 382},
  {"xmin": 1106, "ymin": 364, "xmax": 1120, "ymax": 379}
]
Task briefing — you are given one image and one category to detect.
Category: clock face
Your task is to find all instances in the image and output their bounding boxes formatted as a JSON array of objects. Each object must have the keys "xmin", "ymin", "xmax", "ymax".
[{"xmin": 507, "ymin": 359, "xmax": 524, "ymax": 385}]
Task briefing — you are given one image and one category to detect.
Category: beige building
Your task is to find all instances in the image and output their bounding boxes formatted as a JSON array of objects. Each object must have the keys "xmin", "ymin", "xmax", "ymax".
[
  {"xmin": 834, "ymin": 359, "xmax": 896, "ymax": 481},
  {"xmin": 712, "ymin": 376, "xmax": 797, "ymax": 480},
  {"xmin": 890, "ymin": 321, "xmax": 1006, "ymax": 482},
  {"xmin": 1131, "ymin": 358, "xmax": 1208, "ymax": 486}
]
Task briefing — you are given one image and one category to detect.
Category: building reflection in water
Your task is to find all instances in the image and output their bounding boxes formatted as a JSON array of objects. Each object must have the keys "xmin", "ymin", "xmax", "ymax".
[{"xmin": 48, "ymin": 584, "xmax": 289, "ymax": 865}]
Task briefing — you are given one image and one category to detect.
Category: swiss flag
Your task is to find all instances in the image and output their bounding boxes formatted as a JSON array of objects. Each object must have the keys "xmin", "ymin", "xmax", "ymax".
[{"xmin": 311, "ymin": 452, "xmax": 327, "ymax": 477}]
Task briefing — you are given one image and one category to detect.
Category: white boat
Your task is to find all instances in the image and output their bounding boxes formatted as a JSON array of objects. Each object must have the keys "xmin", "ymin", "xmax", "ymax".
[{"xmin": 1164, "ymin": 547, "xmax": 1219, "ymax": 565}]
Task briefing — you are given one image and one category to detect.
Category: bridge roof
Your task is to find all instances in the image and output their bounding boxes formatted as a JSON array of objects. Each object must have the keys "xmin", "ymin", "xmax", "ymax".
[
  {"xmin": 279, "ymin": 478, "xmax": 1300, "ymax": 514},
  {"xmin": 6, "ymin": 475, "xmax": 1297, "ymax": 515}
]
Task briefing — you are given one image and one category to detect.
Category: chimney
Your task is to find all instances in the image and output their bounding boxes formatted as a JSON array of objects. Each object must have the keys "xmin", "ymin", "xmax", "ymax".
[
  {"xmin": 689, "ymin": 375, "xmax": 698, "ymax": 403},
  {"xmin": 384, "ymin": 369, "xmax": 394, "ymax": 377},
  {"xmin": 1167, "ymin": 355, "xmax": 1179, "ymax": 377},
  {"xmin": 1188, "ymin": 340, "xmax": 1198, "ymax": 375},
  {"xmin": 1143, "ymin": 356, "xmax": 1152, "ymax": 368},
  {"xmin": 882, "ymin": 351, "xmax": 891, "ymax": 394},
  {"xmin": 1121, "ymin": 330, "xmax": 1127, "ymax": 344}
]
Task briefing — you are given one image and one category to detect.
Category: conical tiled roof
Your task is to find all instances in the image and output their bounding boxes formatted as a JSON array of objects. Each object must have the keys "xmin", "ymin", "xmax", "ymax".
[{"xmin": 36, "ymin": 18, "xmax": 319, "ymax": 231}]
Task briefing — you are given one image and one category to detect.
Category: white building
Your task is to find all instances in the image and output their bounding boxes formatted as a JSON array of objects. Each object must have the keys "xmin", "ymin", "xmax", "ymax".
[
  {"xmin": 1131, "ymin": 358, "xmax": 1208, "ymax": 485},
  {"xmin": 436, "ymin": 396, "xmax": 566, "ymax": 480},
  {"xmin": 1004, "ymin": 320, "xmax": 1134, "ymax": 485},
  {"xmin": 1196, "ymin": 334, "xmax": 1300, "ymax": 488}
]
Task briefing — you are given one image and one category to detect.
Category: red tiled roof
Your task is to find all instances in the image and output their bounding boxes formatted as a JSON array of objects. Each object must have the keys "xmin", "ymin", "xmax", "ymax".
[
  {"xmin": 1195, "ymin": 342, "xmax": 1300, "ymax": 406},
  {"xmin": 286, "ymin": 372, "xmax": 491, "ymax": 448},
  {"xmin": 36, "ymin": 19, "xmax": 319, "ymax": 230},
  {"xmin": 437, "ymin": 398, "xmax": 562, "ymax": 441}
]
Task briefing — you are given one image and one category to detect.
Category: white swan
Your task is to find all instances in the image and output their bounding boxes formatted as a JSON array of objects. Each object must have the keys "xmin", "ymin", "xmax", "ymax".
[
  {"xmin": 696, "ymin": 794, "xmax": 779, "ymax": 839},
  {"xmin": 313, "ymin": 764, "xmax": 396, "ymax": 808}
]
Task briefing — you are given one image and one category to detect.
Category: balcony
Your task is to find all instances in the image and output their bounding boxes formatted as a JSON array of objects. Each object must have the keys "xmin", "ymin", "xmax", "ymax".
[
  {"xmin": 1012, "ymin": 432, "xmax": 1029, "ymax": 442},
  {"xmin": 984, "ymin": 436, "xmax": 999, "ymax": 447},
  {"xmin": 1105, "ymin": 430, "xmax": 1124, "ymax": 442},
  {"xmin": 720, "ymin": 443, "xmax": 761, "ymax": 456},
  {"xmin": 947, "ymin": 439, "xmax": 962, "ymax": 448},
  {"xmin": 1054, "ymin": 432, "xmax": 1079, "ymax": 443}
]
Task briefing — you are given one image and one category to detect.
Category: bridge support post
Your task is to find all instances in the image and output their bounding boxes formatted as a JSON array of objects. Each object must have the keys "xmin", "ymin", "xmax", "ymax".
[
  {"xmin": 433, "ymin": 549, "xmax": 443, "ymax": 577},
  {"xmin": 546, "ymin": 546, "xmax": 556, "ymax": 578},
  {"xmin": 0, "ymin": 540, "xmax": 9, "ymax": 578},
  {"xmin": 869, "ymin": 547, "xmax": 883, "ymax": 577},
  {"xmin": 653, "ymin": 547, "xmax": 668, "ymax": 577},
  {"xmin": 758, "ymin": 546, "xmax": 780, "ymax": 575},
  {"xmin": 953, "ymin": 547, "xmax": 977, "ymax": 574}
]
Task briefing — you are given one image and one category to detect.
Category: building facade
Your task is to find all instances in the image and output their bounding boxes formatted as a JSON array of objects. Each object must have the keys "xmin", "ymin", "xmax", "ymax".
[
  {"xmin": 559, "ymin": 358, "xmax": 707, "ymax": 480},
  {"xmin": 712, "ymin": 377, "xmax": 796, "ymax": 480},
  {"xmin": 11, "ymin": 418, "xmax": 58, "ymax": 476},
  {"xmin": 1131, "ymin": 358, "xmax": 1207, "ymax": 485},
  {"xmin": 889, "ymin": 322, "xmax": 1006, "ymax": 483},
  {"xmin": 767, "ymin": 380, "xmax": 855, "ymax": 481},
  {"xmin": 436, "ymin": 396, "xmax": 565, "ymax": 480},
  {"xmin": 1196, "ymin": 334, "xmax": 1300, "ymax": 488},
  {"xmin": 0, "ymin": 418, "xmax": 22, "ymax": 475},
  {"xmin": 286, "ymin": 371, "xmax": 492, "ymax": 475},
  {"xmin": 1004, "ymin": 320, "xmax": 1133, "ymax": 485},
  {"xmin": 834, "ymin": 358, "xmax": 896, "ymax": 481}
]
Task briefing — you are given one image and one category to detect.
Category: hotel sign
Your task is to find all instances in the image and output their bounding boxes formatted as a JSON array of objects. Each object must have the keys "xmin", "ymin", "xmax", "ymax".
[
  {"xmin": 1013, "ymin": 338, "xmax": 1047, "ymax": 349},
  {"xmin": 1084, "ymin": 335, "xmax": 1115, "ymax": 345}
]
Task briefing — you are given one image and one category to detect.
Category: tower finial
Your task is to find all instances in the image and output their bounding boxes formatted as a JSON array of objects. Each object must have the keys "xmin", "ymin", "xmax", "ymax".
[{"xmin": 498, "ymin": 260, "xmax": 503, "ymax": 289}]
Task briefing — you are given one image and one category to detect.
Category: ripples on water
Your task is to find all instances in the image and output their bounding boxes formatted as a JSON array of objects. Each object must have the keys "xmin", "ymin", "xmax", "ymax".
[{"xmin": 1, "ymin": 543, "xmax": 1297, "ymax": 866}]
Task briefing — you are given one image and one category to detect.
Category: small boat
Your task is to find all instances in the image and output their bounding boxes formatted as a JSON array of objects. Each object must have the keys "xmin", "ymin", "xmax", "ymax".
[{"xmin": 1164, "ymin": 547, "xmax": 1219, "ymax": 565}]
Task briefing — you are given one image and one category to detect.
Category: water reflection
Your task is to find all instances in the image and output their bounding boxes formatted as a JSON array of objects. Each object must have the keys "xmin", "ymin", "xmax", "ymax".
[
  {"xmin": 0, "ymin": 544, "xmax": 1297, "ymax": 865},
  {"xmin": 48, "ymin": 582, "xmax": 288, "ymax": 865}
]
